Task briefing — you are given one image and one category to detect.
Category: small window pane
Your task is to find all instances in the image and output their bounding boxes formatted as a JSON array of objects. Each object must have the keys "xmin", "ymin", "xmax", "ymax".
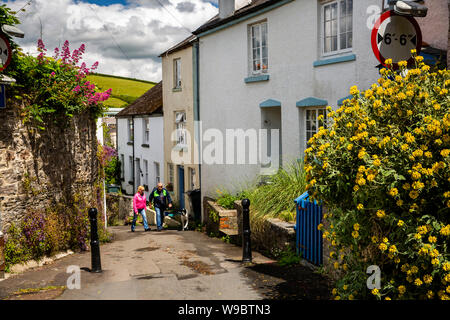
[
  {"xmin": 347, "ymin": 15, "xmax": 352, "ymax": 32},
  {"xmin": 325, "ymin": 6, "xmax": 330, "ymax": 21},
  {"xmin": 332, "ymin": 36, "xmax": 338, "ymax": 51},
  {"xmin": 331, "ymin": 3, "xmax": 337, "ymax": 19},
  {"xmin": 340, "ymin": 34, "xmax": 347, "ymax": 50},
  {"xmin": 347, "ymin": 32, "xmax": 353, "ymax": 48}
]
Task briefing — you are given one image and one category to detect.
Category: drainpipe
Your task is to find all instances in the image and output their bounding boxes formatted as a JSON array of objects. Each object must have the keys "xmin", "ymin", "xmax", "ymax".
[{"xmin": 193, "ymin": 40, "xmax": 203, "ymax": 223}]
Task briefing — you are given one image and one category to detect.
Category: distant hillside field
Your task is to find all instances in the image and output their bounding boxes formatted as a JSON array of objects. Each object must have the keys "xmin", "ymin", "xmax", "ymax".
[{"xmin": 87, "ymin": 73, "xmax": 156, "ymax": 109}]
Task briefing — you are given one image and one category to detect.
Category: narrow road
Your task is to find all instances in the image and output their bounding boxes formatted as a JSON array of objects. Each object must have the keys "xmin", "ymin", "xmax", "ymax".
[{"xmin": 0, "ymin": 227, "xmax": 330, "ymax": 300}]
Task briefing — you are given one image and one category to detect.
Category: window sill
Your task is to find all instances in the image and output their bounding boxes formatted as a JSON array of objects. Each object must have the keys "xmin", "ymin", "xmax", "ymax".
[
  {"xmin": 172, "ymin": 87, "xmax": 182, "ymax": 92},
  {"xmin": 127, "ymin": 141, "xmax": 134, "ymax": 146},
  {"xmin": 313, "ymin": 54, "xmax": 356, "ymax": 67},
  {"xmin": 141, "ymin": 144, "xmax": 150, "ymax": 148},
  {"xmin": 244, "ymin": 74, "xmax": 270, "ymax": 83}
]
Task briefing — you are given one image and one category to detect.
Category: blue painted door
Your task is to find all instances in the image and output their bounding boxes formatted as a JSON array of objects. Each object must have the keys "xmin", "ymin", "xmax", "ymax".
[{"xmin": 178, "ymin": 166, "xmax": 185, "ymax": 209}]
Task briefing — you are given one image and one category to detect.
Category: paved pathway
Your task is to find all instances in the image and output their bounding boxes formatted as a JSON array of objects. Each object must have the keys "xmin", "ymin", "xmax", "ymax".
[{"xmin": 0, "ymin": 227, "xmax": 273, "ymax": 300}]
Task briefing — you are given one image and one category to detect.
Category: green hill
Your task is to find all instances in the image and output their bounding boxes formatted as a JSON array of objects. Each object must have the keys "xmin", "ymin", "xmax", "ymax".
[{"xmin": 87, "ymin": 73, "xmax": 157, "ymax": 109}]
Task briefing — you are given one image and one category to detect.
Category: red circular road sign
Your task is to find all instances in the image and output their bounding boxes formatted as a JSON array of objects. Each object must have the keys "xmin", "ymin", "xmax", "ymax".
[
  {"xmin": 371, "ymin": 10, "xmax": 422, "ymax": 68},
  {"xmin": 0, "ymin": 33, "xmax": 12, "ymax": 72}
]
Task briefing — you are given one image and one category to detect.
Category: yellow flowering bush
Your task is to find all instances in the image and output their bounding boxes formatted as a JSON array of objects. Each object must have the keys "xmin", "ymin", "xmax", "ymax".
[{"xmin": 305, "ymin": 55, "xmax": 449, "ymax": 300}]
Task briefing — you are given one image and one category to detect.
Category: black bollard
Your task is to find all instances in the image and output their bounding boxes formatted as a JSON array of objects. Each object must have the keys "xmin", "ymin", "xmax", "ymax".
[
  {"xmin": 88, "ymin": 208, "xmax": 102, "ymax": 273},
  {"xmin": 242, "ymin": 199, "xmax": 252, "ymax": 263}
]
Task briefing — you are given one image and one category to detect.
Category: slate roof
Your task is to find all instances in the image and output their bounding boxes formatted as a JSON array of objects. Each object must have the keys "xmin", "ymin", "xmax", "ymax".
[
  {"xmin": 116, "ymin": 81, "xmax": 163, "ymax": 117},
  {"xmin": 193, "ymin": 0, "xmax": 281, "ymax": 35}
]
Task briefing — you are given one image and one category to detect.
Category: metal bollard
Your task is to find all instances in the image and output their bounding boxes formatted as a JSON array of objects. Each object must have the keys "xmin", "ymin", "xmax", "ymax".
[
  {"xmin": 241, "ymin": 199, "xmax": 252, "ymax": 263},
  {"xmin": 0, "ymin": 231, "xmax": 5, "ymax": 279},
  {"xmin": 88, "ymin": 208, "xmax": 102, "ymax": 273}
]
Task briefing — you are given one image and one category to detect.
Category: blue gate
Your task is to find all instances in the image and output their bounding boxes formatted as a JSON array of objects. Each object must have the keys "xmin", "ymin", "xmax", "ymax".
[{"xmin": 294, "ymin": 192, "xmax": 323, "ymax": 266}]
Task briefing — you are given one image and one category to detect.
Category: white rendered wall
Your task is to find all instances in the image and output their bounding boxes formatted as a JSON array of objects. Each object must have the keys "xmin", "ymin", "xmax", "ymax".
[{"xmin": 199, "ymin": 0, "xmax": 381, "ymax": 198}]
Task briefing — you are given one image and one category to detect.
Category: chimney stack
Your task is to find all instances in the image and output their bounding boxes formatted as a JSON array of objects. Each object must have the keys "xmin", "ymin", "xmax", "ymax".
[{"xmin": 219, "ymin": 0, "xmax": 236, "ymax": 19}]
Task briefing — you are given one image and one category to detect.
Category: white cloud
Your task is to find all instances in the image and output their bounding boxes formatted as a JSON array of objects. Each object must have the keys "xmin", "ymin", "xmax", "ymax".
[{"xmin": 5, "ymin": 0, "xmax": 218, "ymax": 81}]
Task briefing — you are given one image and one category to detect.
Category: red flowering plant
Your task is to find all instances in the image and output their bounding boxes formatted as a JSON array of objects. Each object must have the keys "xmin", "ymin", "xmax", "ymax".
[{"xmin": 7, "ymin": 39, "xmax": 111, "ymax": 129}]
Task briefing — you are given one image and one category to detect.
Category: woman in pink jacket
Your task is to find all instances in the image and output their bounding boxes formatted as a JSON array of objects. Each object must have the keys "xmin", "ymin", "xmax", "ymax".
[{"xmin": 132, "ymin": 186, "xmax": 150, "ymax": 232}]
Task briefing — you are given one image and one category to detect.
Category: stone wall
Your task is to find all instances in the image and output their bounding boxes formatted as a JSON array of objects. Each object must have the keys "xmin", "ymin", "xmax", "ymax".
[{"xmin": 0, "ymin": 104, "xmax": 98, "ymax": 234}]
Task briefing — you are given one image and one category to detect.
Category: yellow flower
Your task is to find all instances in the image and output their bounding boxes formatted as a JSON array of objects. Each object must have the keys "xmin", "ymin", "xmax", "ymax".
[
  {"xmin": 431, "ymin": 258, "xmax": 439, "ymax": 265},
  {"xmin": 379, "ymin": 243, "xmax": 388, "ymax": 251},
  {"xmin": 334, "ymin": 262, "xmax": 340, "ymax": 269},
  {"xmin": 371, "ymin": 288, "xmax": 379, "ymax": 295},
  {"xmin": 317, "ymin": 223, "xmax": 323, "ymax": 231},
  {"xmin": 409, "ymin": 190, "xmax": 419, "ymax": 199},
  {"xmin": 398, "ymin": 60, "xmax": 408, "ymax": 68},
  {"xmin": 441, "ymin": 149, "xmax": 450, "ymax": 157},
  {"xmin": 332, "ymin": 288, "xmax": 337, "ymax": 295},
  {"xmin": 427, "ymin": 291, "xmax": 434, "ymax": 299},
  {"xmin": 371, "ymin": 236, "xmax": 378, "ymax": 243},
  {"xmin": 357, "ymin": 204, "xmax": 364, "ymax": 210},
  {"xmin": 389, "ymin": 188, "xmax": 398, "ymax": 197},
  {"xmin": 373, "ymin": 159, "xmax": 381, "ymax": 166},
  {"xmin": 401, "ymin": 144, "xmax": 409, "ymax": 151},
  {"xmin": 353, "ymin": 223, "xmax": 360, "ymax": 231},
  {"xmin": 440, "ymin": 225, "xmax": 450, "ymax": 236},
  {"xmin": 428, "ymin": 236, "xmax": 437, "ymax": 243},
  {"xmin": 423, "ymin": 275, "xmax": 433, "ymax": 284},
  {"xmin": 398, "ymin": 285, "xmax": 406, "ymax": 294},
  {"xmin": 397, "ymin": 220, "xmax": 404, "ymax": 227},
  {"xmin": 348, "ymin": 294, "xmax": 354, "ymax": 300},
  {"xmin": 385, "ymin": 59, "xmax": 393, "ymax": 65},
  {"xmin": 414, "ymin": 278, "xmax": 423, "ymax": 286},
  {"xmin": 350, "ymin": 86, "xmax": 360, "ymax": 96},
  {"xmin": 403, "ymin": 183, "xmax": 411, "ymax": 190},
  {"xmin": 385, "ymin": 297, "xmax": 391, "ymax": 300},
  {"xmin": 396, "ymin": 200, "xmax": 404, "ymax": 207},
  {"xmin": 347, "ymin": 144, "xmax": 353, "ymax": 150},
  {"xmin": 376, "ymin": 210, "xmax": 386, "ymax": 218}
]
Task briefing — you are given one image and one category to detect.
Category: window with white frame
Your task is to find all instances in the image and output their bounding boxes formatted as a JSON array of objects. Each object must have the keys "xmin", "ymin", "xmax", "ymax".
[
  {"xmin": 322, "ymin": 0, "xmax": 353, "ymax": 55},
  {"xmin": 175, "ymin": 112, "xmax": 187, "ymax": 146},
  {"xmin": 249, "ymin": 21, "xmax": 268, "ymax": 74},
  {"xmin": 120, "ymin": 154, "xmax": 125, "ymax": 180},
  {"xmin": 128, "ymin": 118, "xmax": 134, "ymax": 142},
  {"xmin": 305, "ymin": 108, "xmax": 327, "ymax": 147},
  {"xmin": 143, "ymin": 117, "xmax": 150, "ymax": 144},
  {"xmin": 155, "ymin": 162, "xmax": 161, "ymax": 185},
  {"xmin": 174, "ymin": 58, "xmax": 181, "ymax": 89},
  {"xmin": 143, "ymin": 159, "xmax": 148, "ymax": 187}
]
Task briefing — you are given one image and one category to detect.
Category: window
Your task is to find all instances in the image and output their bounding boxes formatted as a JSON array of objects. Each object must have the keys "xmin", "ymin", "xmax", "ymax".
[
  {"xmin": 128, "ymin": 118, "xmax": 134, "ymax": 142},
  {"xmin": 143, "ymin": 117, "xmax": 150, "ymax": 144},
  {"xmin": 155, "ymin": 162, "xmax": 161, "ymax": 185},
  {"xmin": 305, "ymin": 108, "xmax": 327, "ymax": 147},
  {"xmin": 168, "ymin": 163, "xmax": 174, "ymax": 183},
  {"xmin": 189, "ymin": 168, "xmax": 196, "ymax": 190},
  {"xmin": 143, "ymin": 159, "xmax": 148, "ymax": 187},
  {"xmin": 120, "ymin": 154, "xmax": 125, "ymax": 180},
  {"xmin": 250, "ymin": 21, "xmax": 268, "ymax": 74},
  {"xmin": 322, "ymin": 0, "xmax": 353, "ymax": 55},
  {"xmin": 174, "ymin": 58, "xmax": 181, "ymax": 89},
  {"xmin": 175, "ymin": 112, "xmax": 187, "ymax": 146},
  {"xmin": 129, "ymin": 156, "xmax": 133, "ymax": 183}
]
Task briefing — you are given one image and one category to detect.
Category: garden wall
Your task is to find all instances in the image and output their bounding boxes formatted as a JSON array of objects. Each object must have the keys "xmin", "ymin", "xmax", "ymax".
[{"xmin": 0, "ymin": 104, "xmax": 98, "ymax": 234}]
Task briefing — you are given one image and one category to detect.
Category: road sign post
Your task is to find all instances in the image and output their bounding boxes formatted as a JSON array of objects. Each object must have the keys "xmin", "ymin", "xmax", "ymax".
[{"xmin": 371, "ymin": 10, "xmax": 422, "ymax": 69}]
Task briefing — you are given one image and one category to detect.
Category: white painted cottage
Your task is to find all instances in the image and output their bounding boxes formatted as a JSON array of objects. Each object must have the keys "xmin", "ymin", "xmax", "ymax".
[
  {"xmin": 116, "ymin": 82, "xmax": 165, "ymax": 195},
  {"xmin": 192, "ymin": 0, "xmax": 386, "ymax": 198}
]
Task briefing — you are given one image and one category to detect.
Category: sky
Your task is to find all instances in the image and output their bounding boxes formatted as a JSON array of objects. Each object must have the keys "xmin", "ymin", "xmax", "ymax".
[{"xmin": 2, "ymin": 0, "xmax": 219, "ymax": 81}]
